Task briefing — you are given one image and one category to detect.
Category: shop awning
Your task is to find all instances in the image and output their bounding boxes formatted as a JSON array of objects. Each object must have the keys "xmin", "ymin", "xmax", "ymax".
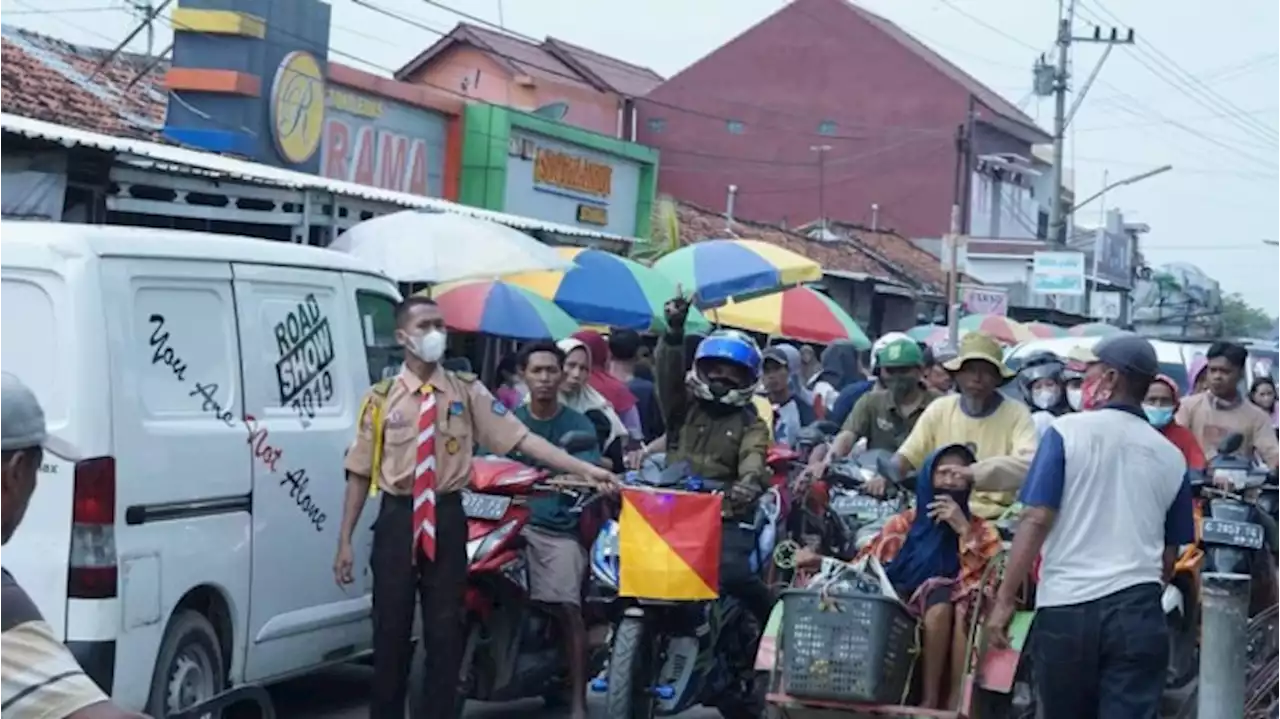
[{"xmin": 1, "ymin": 113, "xmax": 637, "ymax": 244}]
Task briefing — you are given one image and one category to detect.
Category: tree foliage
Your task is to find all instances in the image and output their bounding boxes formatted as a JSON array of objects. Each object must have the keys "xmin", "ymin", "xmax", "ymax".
[{"xmin": 1220, "ymin": 293, "xmax": 1275, "ymax": 338}]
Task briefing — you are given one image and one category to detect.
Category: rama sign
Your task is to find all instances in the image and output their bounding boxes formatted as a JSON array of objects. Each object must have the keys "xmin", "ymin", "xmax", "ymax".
[{"xmin": 321, "ymin": 87, "xmax": 448, "ymax": 197}]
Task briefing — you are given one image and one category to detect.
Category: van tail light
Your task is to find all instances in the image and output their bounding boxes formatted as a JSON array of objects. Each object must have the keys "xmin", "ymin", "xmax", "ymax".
[{"xmin": 68, "ymin": 457, "xmax": 117, "ymax": 600}]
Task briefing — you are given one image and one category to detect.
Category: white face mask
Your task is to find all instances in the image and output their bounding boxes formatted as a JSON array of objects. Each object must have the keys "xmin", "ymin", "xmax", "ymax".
[
  {"xmin": 1066, "ymin": 386, "xmax": 1083, "ymax": 411},
  {"xmin": 1032, "ymin": 386, "xmax": 1062, "ymax": 411},
  {"xmin": 413, "ymin": 329, "xmax": 448, "ymax": 363}
]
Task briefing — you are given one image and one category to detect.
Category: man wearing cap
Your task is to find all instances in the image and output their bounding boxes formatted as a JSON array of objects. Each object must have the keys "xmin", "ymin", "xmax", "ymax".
[
  {"xmin": 760, "ymin": 346, "xmax": 817, "ymax": 447},
  {"xmin": 883, "ymin": 333, "xmax": 1039, "ymax": 518},
  {"xmin": 806, "ymin": 339, "xmax": 941, "ymax": 474},
  {"xmin": 987, "ymin": 334, "xmax": 1194, "ymax": 719},
  {"xmin": 1, "ymin": 373, "xmax": 142, "ymax": 719}
]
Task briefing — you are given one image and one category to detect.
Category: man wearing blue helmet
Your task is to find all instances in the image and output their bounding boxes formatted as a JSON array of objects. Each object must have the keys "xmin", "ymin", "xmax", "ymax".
[{"xmin": 656, "ymin": 294, "xmax": 773, "ymax": 624}]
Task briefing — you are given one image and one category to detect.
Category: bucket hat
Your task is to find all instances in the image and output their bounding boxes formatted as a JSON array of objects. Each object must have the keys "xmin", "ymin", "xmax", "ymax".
[{"xmin": 942, "ymin": 333, "xmax": 1015, "ymax": 379}]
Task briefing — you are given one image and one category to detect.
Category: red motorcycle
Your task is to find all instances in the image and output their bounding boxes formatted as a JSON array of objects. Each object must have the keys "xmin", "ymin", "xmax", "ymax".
[{"xmin": 410, "ymin": 432, "xmax": 607, "ymax": 718}]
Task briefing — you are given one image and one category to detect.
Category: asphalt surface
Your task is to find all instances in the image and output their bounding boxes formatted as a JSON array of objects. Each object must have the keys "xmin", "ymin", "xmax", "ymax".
[{"xmin": 235, "ymin": 663, "xmax": 720, "ymax": 719}]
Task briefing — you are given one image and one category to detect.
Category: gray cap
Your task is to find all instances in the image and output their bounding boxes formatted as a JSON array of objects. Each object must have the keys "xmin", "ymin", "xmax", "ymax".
[
  {"xmin": 762, "ymin": 347, "xmax": 788, "ymax": 367},
  {"xmin": 2, "ymin": 372, "xmax": 48, "ymax": 452},
  {"xmin": 1086, "ymin": 332, "xmax": 1160, "ymax": 379}
]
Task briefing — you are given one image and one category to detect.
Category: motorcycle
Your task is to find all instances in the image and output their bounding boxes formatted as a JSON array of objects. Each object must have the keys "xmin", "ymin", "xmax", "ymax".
[
  {"xmin": 589, "ymin": 455, "xmax": 782, "ymax": 718},
  {"xmin": 409, "ymin": 431, "xmax": 607, "ymax": 718},
  {"xmin": 825, "ymin": 449, "xmax": 910, "ymax": 552}
]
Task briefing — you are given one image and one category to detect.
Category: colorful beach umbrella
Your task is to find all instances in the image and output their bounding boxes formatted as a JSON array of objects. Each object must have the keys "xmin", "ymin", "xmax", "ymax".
[
  {"xmin": 906, "ymin": 324, "xmax": 946, "ymax": 343},
  {"xmin": 708, "ymin": 287, "xmax": 871, "ymax": 348},
  {"xmin": 506, "ymin": 247, "xmax": 710, "ymax": 333},
  {"xmin": 958, "ymin": 314, "xmax": 1034, "ymax": 345},
  {"xmin": 1069, "ymin": 322, "xmax": 1121, "ymax": 338},
  {"xmin": 1025, "ymin": 321, "xmax": 1067, "ymax": 338},
  {"xmin": 653, "ymin": 239, "xmax": 823, "ymax": 308},
  {"xmin": 429, "ymin": 280, "xmax": 580, "ymax": 340}
]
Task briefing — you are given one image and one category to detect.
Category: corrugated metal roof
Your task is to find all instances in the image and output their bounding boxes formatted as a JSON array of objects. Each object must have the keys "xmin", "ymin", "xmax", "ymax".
[{"xmin": 2, "ymin": 112, "xmax": 637, "ymax": 244}]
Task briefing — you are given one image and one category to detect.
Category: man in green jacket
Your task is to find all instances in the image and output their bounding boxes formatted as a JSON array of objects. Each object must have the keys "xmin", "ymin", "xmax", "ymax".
[{"xmin": 654, "ymin": 295, "xmax": 772, "ymax": 624}]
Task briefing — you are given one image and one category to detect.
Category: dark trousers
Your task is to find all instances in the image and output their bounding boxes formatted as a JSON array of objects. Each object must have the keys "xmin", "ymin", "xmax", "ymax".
[
  {"xmin": 719, "ymin": 520, "xmax": 773, "ymax": 627},
  {"xmin": 369, "ymin": 492, "xmax": 467, "ymax": 719},
  {"xmin": 1030, "ymin": 583, "xmax": 1168, "ymax": 719}
]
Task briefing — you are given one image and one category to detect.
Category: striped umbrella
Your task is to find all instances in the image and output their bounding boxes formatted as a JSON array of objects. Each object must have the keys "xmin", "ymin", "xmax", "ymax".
[
  {"xmin": 429, "ymin": 280, "xmax": 580, "ymax": 340},
  {"xmin": 653, "ymin": 239, "xmax": 823, "ymax": 308},
  {"xmin": 959, "ymin": 314, "xmax": 1035, "ymax": 345},
  {"xmin": 1069, "ymin": 322, "xmax": 1121, "ymax": 338},
  {"xmin": 506, "ymin": 247, "xmax": 710, "ymax": 333},
  {"xmin": 906, "ymin": 324, "xmax": 946, "ymax": 343},
  {"xmin": 709, "ymin": 286, "xmax": 871, "ymax": 348},
  {"xmin": 1025, "ymin": 321, "xmax": 1068, "ymax": 338}
]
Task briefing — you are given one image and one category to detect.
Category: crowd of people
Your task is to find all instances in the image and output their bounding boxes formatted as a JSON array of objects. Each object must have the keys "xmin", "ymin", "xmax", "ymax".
[{"xmin": 3, "ymin": 288, "xmax": 1278, "ymax": 719}]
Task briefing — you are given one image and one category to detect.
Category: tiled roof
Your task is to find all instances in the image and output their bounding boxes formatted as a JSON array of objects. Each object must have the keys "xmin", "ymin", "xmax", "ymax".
[
  {"xmin": 818, "ymin": 220, "xmax": 966, "ymax": 292},
  {"xmin": 1, "ymin": 25, "xmax": 165, "ymax": 140},
  {"xmin": 543, "ymin": 37, "xmax": 663, "ymax": 97},
  {"xmin": 668, "ymin": 201, "xmax": 921, "ymax": 288},
  {"xmin": 843, "ymin": 1, "xmax": 1044, "ymax": 138},
  {"xmin": 397, "ymin": 23, "xmax": 595, "ymax": 91}
]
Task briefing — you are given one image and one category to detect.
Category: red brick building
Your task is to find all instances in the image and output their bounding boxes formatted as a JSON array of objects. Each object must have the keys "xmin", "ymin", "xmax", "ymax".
[{"xmin": 635, "ymin": 0, "xmax": 1050, "ymax": 239}]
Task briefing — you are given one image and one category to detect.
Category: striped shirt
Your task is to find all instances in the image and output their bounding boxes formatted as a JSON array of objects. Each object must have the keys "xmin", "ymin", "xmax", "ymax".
[{"xmin": 2, "ymin": 569, "xmax": 107, "ymax": 718}]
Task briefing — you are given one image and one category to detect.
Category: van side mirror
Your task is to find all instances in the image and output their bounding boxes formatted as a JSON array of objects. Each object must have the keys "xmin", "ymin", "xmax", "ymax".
[
  {"xmin": 558, "ymin": 430, "xmax": 599, "ymax": 455},
  {"xmin": 1217, "ymin": 432, "xmax": 1245, "ymax": 457}
]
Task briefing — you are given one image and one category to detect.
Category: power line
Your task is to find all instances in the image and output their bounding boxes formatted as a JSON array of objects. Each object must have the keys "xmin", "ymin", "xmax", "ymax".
[
  {"xmin": 6, "ymin": 0, "xmax": 122, "ymax": 43},
  {"xmin": 934, "ymin": 0, "xmax": 1044, "ymax": 52},
  {"xmin": 1, "ymin": 4, "xmax": 121, "ymax": 15}
]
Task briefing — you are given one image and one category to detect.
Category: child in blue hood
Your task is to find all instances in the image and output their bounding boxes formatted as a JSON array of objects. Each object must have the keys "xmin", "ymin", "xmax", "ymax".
[{"xmin": 797, "ymin": 443, "xmax": 1001, "ymax": 709}]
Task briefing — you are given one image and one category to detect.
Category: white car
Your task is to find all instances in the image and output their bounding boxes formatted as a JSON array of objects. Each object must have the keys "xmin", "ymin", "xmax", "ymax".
[{"xmin": 2, "ymin": 222, "xmax": 402, "ymax": 716}]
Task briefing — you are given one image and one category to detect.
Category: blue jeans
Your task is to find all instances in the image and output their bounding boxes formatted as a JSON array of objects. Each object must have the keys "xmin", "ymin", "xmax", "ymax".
[{"xmin": 1030, "ymin": 582, "xmax": 1168, "ymax": 719}]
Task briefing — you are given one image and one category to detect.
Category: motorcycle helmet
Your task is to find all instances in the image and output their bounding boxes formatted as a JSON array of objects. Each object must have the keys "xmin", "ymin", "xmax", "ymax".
[
  {"xmin": 869, "ymin": 331, "xmax": 913, "ymax": 373},
  {"xmin": 1017, "ymin": 350, "xmax": 1065, "ymax": 409},
  {"xmin": 687, "ymin": 330, "xmax": 762, "ymax": 407}
]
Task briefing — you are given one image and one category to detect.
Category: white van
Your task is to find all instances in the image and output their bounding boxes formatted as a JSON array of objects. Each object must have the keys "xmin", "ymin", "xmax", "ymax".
[
  {"xmin": 1, "ymin": 222, "xmax": 403, "ymax": 715},
  {"xmin": 1006, "ymin": 336, "xmax": 1200, "ymax": 392}
]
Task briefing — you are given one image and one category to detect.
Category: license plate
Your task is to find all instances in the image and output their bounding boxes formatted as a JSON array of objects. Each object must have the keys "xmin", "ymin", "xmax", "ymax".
[
  {"xmin": 832, "ymin": 494, "xmax": 880, "ymax": 515},
  {"xmin": 461, "ymin": 491, "xmax": 512, "ymax": 521},
  {"xmin": 1201, "ymin": 518, "xmax": 1264, "ymax": 550}
]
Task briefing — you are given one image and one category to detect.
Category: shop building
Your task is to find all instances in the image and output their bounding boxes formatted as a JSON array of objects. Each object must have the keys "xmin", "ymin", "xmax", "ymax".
[{"xmin": 461, "ymin": 103, "xmax": 659, "ymax": 239}]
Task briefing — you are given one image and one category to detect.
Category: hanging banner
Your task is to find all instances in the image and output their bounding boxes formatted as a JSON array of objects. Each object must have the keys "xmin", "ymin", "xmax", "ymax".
[
  {"xmin": 1031, "ymin": 251, "xmax": 1086, "ymax": 296},
  {"xmin": 960, "ymin": 284, "xmax": 1008, "ymax": 316}
]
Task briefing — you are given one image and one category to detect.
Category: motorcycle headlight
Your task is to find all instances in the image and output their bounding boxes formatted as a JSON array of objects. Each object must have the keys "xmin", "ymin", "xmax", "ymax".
[
  {"xmin": 467, "ymin": 520, "xmax": 518, "ymax": 565},
  {"xmin": 590, "ymin": 520, "xmax": 620, "ymax": 589}
]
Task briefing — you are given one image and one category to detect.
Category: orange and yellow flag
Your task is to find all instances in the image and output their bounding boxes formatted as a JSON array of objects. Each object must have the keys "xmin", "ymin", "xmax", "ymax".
[{"xmin": 618, "ymin": 488, "xmax": 722, "ymax": 601}]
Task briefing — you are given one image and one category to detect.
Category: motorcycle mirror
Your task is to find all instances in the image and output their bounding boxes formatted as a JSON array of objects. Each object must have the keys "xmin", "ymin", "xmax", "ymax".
[
  {"xmin": 1217, "ymin": 432, "xmax": 1245, "ymax": 457},
  {"xmin": 874, "ymin": 453, "xmax": 901, "ymax": 485},
  {"xmin": 558, "ymin": 430, "xmax": 599, "ymax": 455}
]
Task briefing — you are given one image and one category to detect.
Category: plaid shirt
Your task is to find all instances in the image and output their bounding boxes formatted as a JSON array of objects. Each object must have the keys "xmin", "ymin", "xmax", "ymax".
[{"xmin": 2, "ymin": 569, "xmax": 107, "ymax": 718}]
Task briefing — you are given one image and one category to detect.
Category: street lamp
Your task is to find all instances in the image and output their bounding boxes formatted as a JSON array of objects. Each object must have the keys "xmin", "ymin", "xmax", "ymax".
[{"xmin": 1069, "ymin": 164, "xmax": 1174, "ymax": 216}]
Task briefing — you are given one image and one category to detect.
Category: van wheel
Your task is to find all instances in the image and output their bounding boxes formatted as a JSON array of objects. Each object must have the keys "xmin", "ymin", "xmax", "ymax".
[{"xmin": 146, "ymin": 610, "xmax": 226, "ymax": 718}]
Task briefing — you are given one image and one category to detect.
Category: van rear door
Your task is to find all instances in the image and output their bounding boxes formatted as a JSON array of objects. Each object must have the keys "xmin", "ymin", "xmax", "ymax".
[{"xmin": 0, "ymin": 241, "xmax": 103, "ymax": 638}]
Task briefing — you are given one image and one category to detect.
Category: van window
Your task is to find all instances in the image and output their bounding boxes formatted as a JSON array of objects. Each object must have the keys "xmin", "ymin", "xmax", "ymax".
[
  {"xmin": 1, "ymin": 274, "xmax": 65, "ymax": 426},
  {"xmin": 251, "ymin": 286, "xmax": 346, "ymax": 423},
  {"xmin": 357, "ymin": 290, "xmax": 402, "ymax": 383},
  {"xmin": 137, "ymin": 285, "xmax": 238, "ymax": 416}
]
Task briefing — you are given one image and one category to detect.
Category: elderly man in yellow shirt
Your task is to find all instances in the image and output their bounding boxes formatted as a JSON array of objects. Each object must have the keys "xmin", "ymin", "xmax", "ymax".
[{"xmin": 866, "ymin": 333, "xmax": 1039, "ymax": 518}]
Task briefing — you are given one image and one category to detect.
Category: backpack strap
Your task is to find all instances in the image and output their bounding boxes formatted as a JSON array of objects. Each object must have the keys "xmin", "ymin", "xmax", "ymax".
[{"xmin": 358, "ymin": 378, "xmax": 395, "ymax": 497}]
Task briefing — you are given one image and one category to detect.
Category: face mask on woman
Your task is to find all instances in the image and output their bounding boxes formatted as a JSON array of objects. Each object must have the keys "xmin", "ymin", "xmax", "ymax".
[
  {"xmin": 1031, "ymin": 386, "xmax": 1062, "ymax": 411},
  {"xmin": 1066, "ymin": 386, "xmax": 1083, "ymax": 411},
  {"xmin": 1144, "ymin": 405, "xmax": 1174, "ymax": 428}
]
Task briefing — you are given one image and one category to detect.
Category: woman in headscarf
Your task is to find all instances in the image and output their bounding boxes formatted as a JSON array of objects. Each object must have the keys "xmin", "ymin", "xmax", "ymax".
[
  {"xmin": 797, "ymin": 444, "xmax": 1001, "ymax": 709},
  {"xmin": 1144, "ymin": 373, "xmax": 1207, "ymax": 472},
  {"xmin": 1188, "ymin": 354, "xmax": 1209, "ymax": 395},
  {"xmin": 809, "ymin": 341, "xmax": 862, "ymax": 418},
  {"xmin": 571, "ymin": 330, "xmax": 642, "ymax": 443},
  {"xmin": 558, "ymin": 337, "xmax": 629, "ymax": 470}
]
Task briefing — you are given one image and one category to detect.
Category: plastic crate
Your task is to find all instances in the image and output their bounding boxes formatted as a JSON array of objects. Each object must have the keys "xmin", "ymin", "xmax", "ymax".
[{"xmin": 779, "ymin": 587, "xmax": 918, "ymax": 703}]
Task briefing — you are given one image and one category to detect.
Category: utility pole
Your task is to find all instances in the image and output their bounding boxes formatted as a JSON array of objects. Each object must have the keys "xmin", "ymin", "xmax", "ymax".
[
  {"xmin": 1043, "ymin": 0, "xmax": 1135, "ymax": 245},
  {"xmin": 810, "ymin": 145, "xmax": 832, "ymax": 236},
  {"xmin": 946, "ymin": 101, "xmax": 976, "ymax": 351}
]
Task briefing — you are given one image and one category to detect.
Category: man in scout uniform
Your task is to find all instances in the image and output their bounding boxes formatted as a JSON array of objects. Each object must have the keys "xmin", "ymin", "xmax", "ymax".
[
  {"xmin": 333, "ymin": 296, "xmax": 616, "ymax": 719},
  {"xmin": 805, "ymin": 338, "xmax": 942, "ymax": 476},
  {"xmin": 656, "ymin": 295, "xmax": 773, "ymax": 626},
  {"xmin": 872, "ymin": 332, "xmax": 1039, "ymax": 519}
]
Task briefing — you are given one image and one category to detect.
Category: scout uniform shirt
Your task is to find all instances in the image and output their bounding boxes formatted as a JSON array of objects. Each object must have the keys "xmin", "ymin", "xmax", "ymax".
[{"xmin": 344, "ymin": 365, "xmax": 530, "ymax": 495}]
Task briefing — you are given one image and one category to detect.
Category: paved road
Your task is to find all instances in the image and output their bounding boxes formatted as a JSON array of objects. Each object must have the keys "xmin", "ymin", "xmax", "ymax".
[{"xmin": 232, "ymin": 664, "xmax": 720, "ymax": 719}]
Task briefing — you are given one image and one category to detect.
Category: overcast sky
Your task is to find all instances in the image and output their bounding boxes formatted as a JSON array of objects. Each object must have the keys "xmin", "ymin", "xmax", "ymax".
[{"xmin": 4, "ymin": 0, "xmax": 1276, "ymax": 314}]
